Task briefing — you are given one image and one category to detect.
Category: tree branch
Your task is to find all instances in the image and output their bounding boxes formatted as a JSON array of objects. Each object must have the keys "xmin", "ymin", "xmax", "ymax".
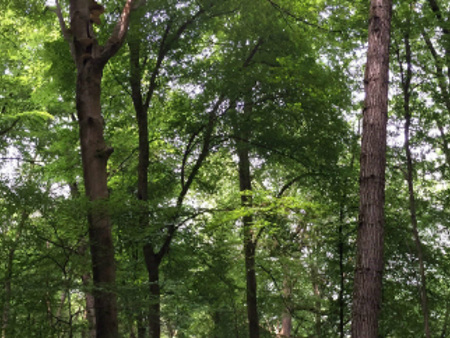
[
  {"xmin": 101, "ymin": 0, "xmax": 138, "ymax": 62},
  {"xmin": 0, "ymin": 118, "xmax": 20, "ymax": 137},
  {"xmin": 55, "ymin": 0, "xmax": 72, "ymax": 43}
]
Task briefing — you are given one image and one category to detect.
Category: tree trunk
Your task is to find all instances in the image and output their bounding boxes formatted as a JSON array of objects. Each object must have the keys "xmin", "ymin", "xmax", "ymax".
[
  {"xmin": 338, "ymin": 205, "xmax": 345, "ymax": 338},
  {"xmin": 235, "ymin": 101, "xmax": 260, "ymax": 338},
  {"xmin": 311, "ymin": 253, "xmax": 322, "ymax": 338},
  {"xmin": 128, "ymin": 31, "xmax": 162, "ymax": 338},
  {"xmin": 75, "ymin": 60, "xmax": 118, "ymax": 337},
  {"xmin": 2, "ymin": 246, "xmax": 14, "ymax": 338},
  {"xmin": 279, "ymin": 276, "xmax": 292, "ymax": 338},
  {"xmin": 2, "ymin": 212, "xmax": 26, "ymax": 338},
  {"xmin": 54, "ymin": 1, "xmax": 137, "ymax": 336},
  {"xmin": 351, "ymin": 1, "xmax": 392, "ymax": 337},
  {"xmin": 144, "ymin": 251, "xmax": 161, "ymax": 338},
  {"xmin": 398, "ymin": 33, "xmax": 431, "ymax": 338}
]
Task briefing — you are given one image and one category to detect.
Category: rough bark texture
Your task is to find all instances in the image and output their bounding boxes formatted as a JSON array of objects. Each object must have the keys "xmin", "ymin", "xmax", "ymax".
[
  {"xmin": 76, "ymin": 61, "xmax": 118, "ymax": 337},
  {"xmin": 351, "ymin": 1, "xmax": 392, "ymax": 337},
  {"xmin": 399, "ymin": 33, "xmax": 431, "ymax": 338},
  {"xmin": 236, "ymin": 101, "xmax": 260, "ymax": 338},
  {"xmin": 54, "ymin": 0, "xmax": 137, "ymax": 336}
]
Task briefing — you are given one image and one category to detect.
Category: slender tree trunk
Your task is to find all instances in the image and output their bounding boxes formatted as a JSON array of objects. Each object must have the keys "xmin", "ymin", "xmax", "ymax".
[
  {"xmin": 338, "ymin": 203, "xmax": 345, "ymax": 338},
  {"xmin": 128, "ymin": 31, "xmax": 161, "ymax": 338},
  {"xmin": 144, "ymin": 251, "xmax": 161, "ymax": 338},
  {"xmin": 235, "ymin": 101, "xmax": 260, "ymax": 338},
  {"xmin": 2, "ymin": 246, "xmax": 14, "ymax": 338},
  {"xmin": 441, "ymin": 300, "xmax": 450, "ymax": 338},
  {"xmin": 338, "ymin": 129, "xmax": 357, "ymax": 338},
  {"xmin": 279, "ymin": 276, "xmax": 292, "ymax": 338},
  {"xmin": 129, "ymin": 32, "xmax": 163, "ymax": 338},
  {"xmin": 311, "ymin": 256, "xmax": 321, "ymax": 337},
  {"xmin": 2, "ymin": 212, "xmax": 26, "ymax": 338},
  {"xmin": 351, "ymin": 1, "xmax": 392, "ymax": 337},
  {"xmin": 398, "ymin": 33, "xmax": 431, "ymax": 338}
]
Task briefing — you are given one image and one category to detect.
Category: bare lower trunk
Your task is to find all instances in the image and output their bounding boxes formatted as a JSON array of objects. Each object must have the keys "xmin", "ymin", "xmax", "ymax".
[
  {"xmin": 441, "ymin": 301, "xmax": 450, "ymax": 338},
  {"xmin": 338, "ymin": 211, "xmax": 345, "ymax": 338},
  {"xmin": 311, "ymin": 262, "xmax": 321, "ymax": 337},
  {"xmin": 144, "ymin": 250, "xmax": 161, "ymax": 338},
  {"xmin": 2, "ymin": 250, "xmax": 13, "ymax": 338},
  {"xmin": 236, "ymin": 101, "xmax": 259, "ymax": 338},
  {"xmin": 76, "ymin": 65, "xmax": 118, "ymax": 337},
  {"xmin": 351, "ymin": 1, "xmax": 392, "ymax": 337},
  {"xmin": 244, "ymin": 232, "xmax": 259, "ymax": 338}
]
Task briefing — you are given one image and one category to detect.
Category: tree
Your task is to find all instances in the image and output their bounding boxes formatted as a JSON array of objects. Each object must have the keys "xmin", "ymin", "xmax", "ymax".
[
  {"xmin": 53, "ymin": 0, "xmax": 138, "ymax": 336},
  {"xmin": 351, "ymin": 0, "xmax": 392, "ymax": 337}
]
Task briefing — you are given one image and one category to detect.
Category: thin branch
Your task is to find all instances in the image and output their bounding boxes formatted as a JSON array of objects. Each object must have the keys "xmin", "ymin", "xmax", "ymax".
[
  {"xmin": 0, "ymin": 118, "xmax": 20, "ymax": 136},
  {"xmin": 266, "ymin": 0, "xmax": 339, "ymax": 32},
  {"xmin": 0, "ymin": 157, "xmax": 44, "ymax": 165},
  {"xmin": 144, "ymin": 22, "xmax": 172, "ymax": 111},
  {"xmin": 277, "ymin": 173, "xmax": 324, "ymax": 198},
  {"xmin": 181, "ymin": 131, "xmax": 201, "ymax": 191},
  {"xmin": 101, "ymin": 0, "xmax": 138, "ymax": 62},
  {"xmin": 243, "ymin": 38, "xmax": 264, "ymax": 68},
  {"xmin": 143, "ymin": 8, "xmax": 205, "ymax": 111},
  {"xmin": 157, "ymin": 98, "xmax": 225, "ymax": 262},
  {"xmin": 55, "ymin": 0, "xmax": 72, "ymax": 43},
  {"xmin": 177, "ymin": 96, "xmax": 225, "ymax": 208}
]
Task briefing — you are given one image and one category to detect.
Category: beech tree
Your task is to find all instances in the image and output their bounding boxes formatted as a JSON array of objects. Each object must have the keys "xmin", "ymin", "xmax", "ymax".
[{"xmin": 54, "ymin": 0, "xmax": 138, "ymax": 336}]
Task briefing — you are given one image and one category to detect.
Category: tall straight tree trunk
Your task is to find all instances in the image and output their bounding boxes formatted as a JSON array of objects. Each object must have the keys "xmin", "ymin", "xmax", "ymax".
[
  {"xmin": 55, "ymin": 1, "xmax": 137, "ymax": 336},
  {"xmin": 235, "ymin": 101, "xmax": 260, "ymax": 338},
  {"xmin": 398, "ymin": 33, "xmax": 431, "ymax": 338},
  {"xmin": 351, "ymin": 1, "xmax": 392, "ymax": 337}
]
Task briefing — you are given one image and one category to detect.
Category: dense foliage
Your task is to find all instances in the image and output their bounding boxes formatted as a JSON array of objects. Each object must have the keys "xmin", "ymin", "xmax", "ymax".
[{"xmin": 0, "ymin": 0, "xmax": 449, "ymax": 337}]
